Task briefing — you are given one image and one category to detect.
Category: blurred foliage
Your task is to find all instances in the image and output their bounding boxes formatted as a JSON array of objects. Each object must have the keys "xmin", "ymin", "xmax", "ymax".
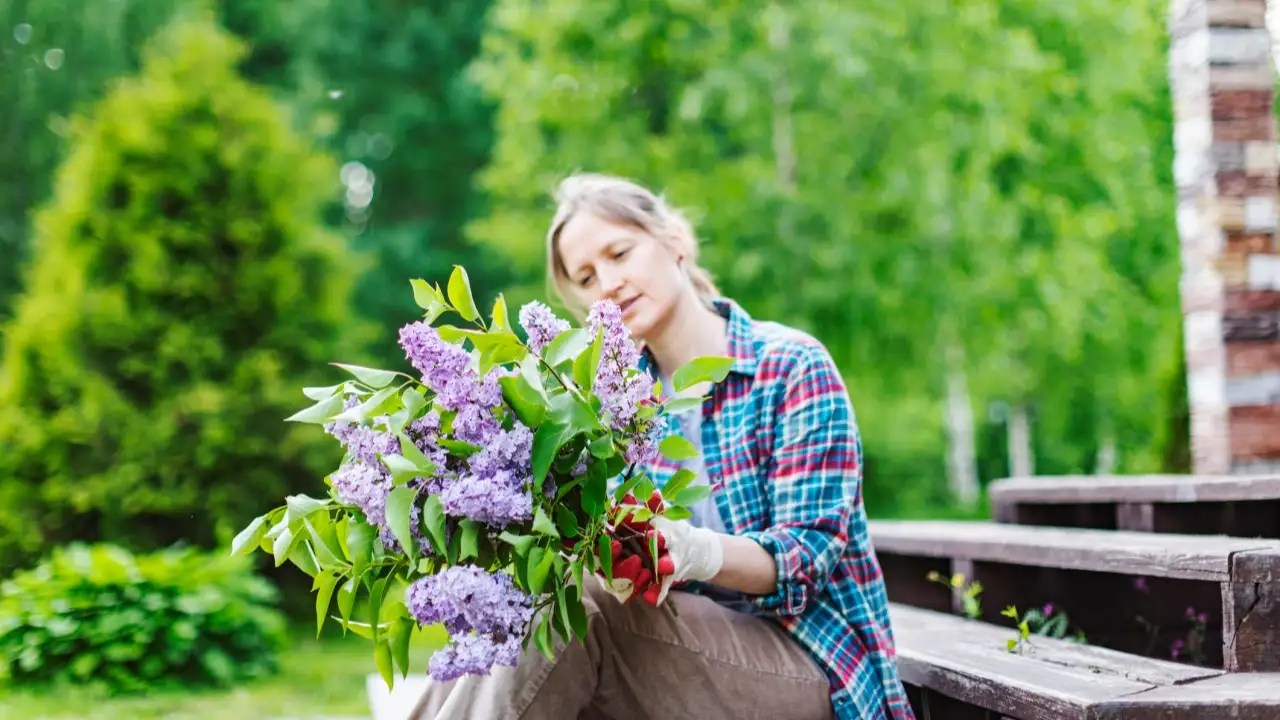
[
  {"xmin": 0, "ymin": 0, "xmax": 1197, "ymax": 553},
  {"xmin": 0, "ymin": 543, "xmax": 287, "ymax": 692},
  {"xmin": 0, "ymin": 16, "xmax": 364, "ymax": 572},
  {"xmin": 466, "ymin": 0, "xmax": 1185, "ymax": 511}
]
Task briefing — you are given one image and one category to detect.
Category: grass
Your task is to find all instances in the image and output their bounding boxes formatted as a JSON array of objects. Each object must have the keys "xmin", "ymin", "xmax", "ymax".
[{"xmin": 0, "ymin": 625, "xmax": 447, "ymax": 720}]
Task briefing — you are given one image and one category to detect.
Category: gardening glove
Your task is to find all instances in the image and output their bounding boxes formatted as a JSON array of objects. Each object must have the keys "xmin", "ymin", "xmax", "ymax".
[{"xmin": 596, "ymin": 491, "xmax": 723, "ymax": 607}]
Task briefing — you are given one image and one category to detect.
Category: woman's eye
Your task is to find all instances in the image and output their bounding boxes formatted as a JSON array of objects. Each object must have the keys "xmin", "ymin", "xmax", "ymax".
[
  {"xmin": 578, "ymin": 274, "xmax": 594, "ymax": 288},
  {"xmin": 612, "ymin": 248, "xmax": 629, "ymax": 260}
]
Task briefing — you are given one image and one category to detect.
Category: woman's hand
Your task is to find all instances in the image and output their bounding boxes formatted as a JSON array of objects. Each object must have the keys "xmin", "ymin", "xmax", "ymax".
[{"xmin": 594, "ymin": 491, "xmax": 726, "ymax": 606}]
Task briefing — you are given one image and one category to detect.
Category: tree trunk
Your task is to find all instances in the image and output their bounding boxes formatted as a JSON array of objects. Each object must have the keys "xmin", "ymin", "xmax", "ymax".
[
  {"xmin": 1007, "ymin": 403, "xmax": 1034, "ymax": 478},
  {"xmin": 944, "ymin": 342, "xmax": 979, "ymax": 505}
]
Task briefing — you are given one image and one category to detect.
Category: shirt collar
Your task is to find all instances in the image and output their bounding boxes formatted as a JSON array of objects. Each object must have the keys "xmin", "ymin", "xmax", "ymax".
[{"xmin": 637, "ymin": 297, "xmax": 758, "ymax": 380}]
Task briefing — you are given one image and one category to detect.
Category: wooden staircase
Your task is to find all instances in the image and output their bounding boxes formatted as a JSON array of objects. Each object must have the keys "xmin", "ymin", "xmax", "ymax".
[{"xmin": 874, "ymin": 474, "xmax": 1280, "ymax": 719}]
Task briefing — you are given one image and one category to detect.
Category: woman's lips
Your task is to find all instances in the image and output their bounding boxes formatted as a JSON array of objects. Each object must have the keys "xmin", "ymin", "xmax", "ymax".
[{"xmin": 619, "ymin": 297, "xmax": 640, "ymax": 316}]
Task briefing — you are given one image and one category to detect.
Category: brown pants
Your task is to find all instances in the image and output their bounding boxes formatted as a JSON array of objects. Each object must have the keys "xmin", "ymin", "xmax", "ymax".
[{"xmin": 408, "ymin": 575, "xmax": 835, "ymax": 720}]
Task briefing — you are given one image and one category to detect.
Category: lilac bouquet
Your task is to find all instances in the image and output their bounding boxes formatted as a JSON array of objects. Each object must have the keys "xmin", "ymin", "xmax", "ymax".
[{"xmin": 231, "ymin": 267, "xmax": 731, "ymax": 686}]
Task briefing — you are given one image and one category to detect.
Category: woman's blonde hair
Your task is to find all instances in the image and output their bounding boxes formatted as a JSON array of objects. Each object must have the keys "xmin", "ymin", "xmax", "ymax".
[{"xmin": 545, "ymin": 172, "xmax": 719, "ymax": 318}]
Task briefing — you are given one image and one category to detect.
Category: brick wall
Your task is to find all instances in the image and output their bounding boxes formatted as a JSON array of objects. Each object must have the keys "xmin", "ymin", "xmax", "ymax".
[{"xmin": 1170, "ymin": 0, "xmax": 1280, "ymax": 474}]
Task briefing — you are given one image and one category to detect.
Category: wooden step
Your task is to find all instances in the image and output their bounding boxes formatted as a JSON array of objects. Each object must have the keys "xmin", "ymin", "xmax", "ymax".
[
  {"xmin": 890, "ymin": 603, "xmax": 1280, "ymax": 720},
  {"xmin": 988, "ymin": 474, "xmax": 1280, "ymax": 537},
  {"xmin": 869, "ymin": 520, "xmax": 1280, "ymax": 672}
]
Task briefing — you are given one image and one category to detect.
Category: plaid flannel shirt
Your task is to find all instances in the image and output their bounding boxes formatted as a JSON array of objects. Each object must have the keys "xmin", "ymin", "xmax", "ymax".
[{"xmin": 638, "ymin": 299, "xmax": 914, "ymax": 720}]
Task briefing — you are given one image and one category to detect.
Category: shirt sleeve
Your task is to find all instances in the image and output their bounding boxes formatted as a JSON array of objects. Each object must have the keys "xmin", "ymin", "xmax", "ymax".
[{"xmin": 740, "ymin": 342, "xmax": 860, "ymax": 616}]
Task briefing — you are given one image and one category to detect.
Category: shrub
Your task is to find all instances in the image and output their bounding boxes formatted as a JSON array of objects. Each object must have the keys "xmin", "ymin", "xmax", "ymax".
[
  {"xmin": 0, "ymin": 543, "xmax": 288, "ymax": 691},
  {"xmin": 0, "ymin": 15, "xmax": 366, "ymax": 572}
]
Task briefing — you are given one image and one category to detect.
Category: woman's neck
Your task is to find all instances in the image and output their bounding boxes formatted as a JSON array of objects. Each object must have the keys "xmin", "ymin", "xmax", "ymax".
[{"xmin": 643, "ymin": 293, "xmax": 728, "ymax": 389}]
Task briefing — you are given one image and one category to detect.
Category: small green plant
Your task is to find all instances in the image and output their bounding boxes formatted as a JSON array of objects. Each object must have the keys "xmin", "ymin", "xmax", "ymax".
[
  {"xmin": 0, "ymin": 543, "xmax": 288, "ymax": 692},
  {"xmin": 1172, "ymin": 606, "xmax": 1208, "ymax": 665},
  {"xmin": 926, "ymin": 570, "xmax": 983, "ymax": 620},
  {"xmin": 1001, "ymin": 605, "xmax": 1032, "ymax": 653},
  {"xmin": 1021, "ymin": 603, "xmax": 1087, "ymax": 644}
]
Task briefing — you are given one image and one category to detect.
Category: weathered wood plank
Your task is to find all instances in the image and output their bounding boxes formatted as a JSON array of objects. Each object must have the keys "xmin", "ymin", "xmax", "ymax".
[
  {"xmin": 1092, "ymin": 672, "xmax": 1280, "ymax": 719},
  {"xmin": 988, "ymin": 474, "xmax": 1280, "ymax": 505},
  {"xmin": 869, "ymin": 520, "xmax": 1280, "ymax": 581},
  {"xmin": 890, "ymin": 604, "xmax": 1220, "ymax": 719}
]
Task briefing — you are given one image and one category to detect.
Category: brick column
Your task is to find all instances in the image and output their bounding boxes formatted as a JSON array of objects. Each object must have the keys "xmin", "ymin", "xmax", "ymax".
[{"xmin": 1170, "ymin": 0, "xmax": 1280, "ymax": 475}]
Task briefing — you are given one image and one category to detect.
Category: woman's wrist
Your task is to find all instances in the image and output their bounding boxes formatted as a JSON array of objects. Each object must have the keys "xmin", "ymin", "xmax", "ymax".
[{"xmin": 709, "ymin": 533, "xmax": 779, "ymax": 596}]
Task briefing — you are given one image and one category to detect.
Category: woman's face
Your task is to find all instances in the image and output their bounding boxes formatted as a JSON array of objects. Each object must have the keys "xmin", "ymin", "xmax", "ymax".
[{"xmin": 556, "ymin": 210, "xmax": 687, "ymax": 341}]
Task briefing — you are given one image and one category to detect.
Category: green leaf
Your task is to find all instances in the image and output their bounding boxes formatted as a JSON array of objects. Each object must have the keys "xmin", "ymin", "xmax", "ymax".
[
  {"xmin": 340, "ymin": 619, "xmax": 394, "ymax": 640},
  {"xmin": 332, "ymin": 363, "xmax": 399, "ymax": 389},
  {"xmin": 231, "ymin": 516, "xmax": 268, "ymax": 556},
  {"xmin": 550, "ymin": 391, "xmax": 602, "ymax": 435},
  {"xmin": 673, "ymin": 484, "xmax": 712, "ymax": 507},
  {"xmin": 447, "ymin": 265, "xmax": 480, "ymax": 322},
  {"xmin": 659, "ymin": 436, "xmax": 698, "ymax": 462},
  {"xmin": 533, "ymin": 614, "xmax": 555, "ymax": 661},
  {"xmin": 369, "ymin": 575, "xmax": 391, "ymax": 645},
  {"xmin": 532, "ymin": 420, "xmax": 573, "ymax": 485},
  {"xmin": 285, "ymin": 393, "xmax": 345, "ymax": 424},
  {"xmin": 314, "ymin": 571, "xmax": 339, "ymax": 637},
  {"xmin": 544, "ymin": 328, "xmax": 589, "ymax": 366},
  {"xmin": 671, "ymin": 356, "xmax": 735, "ymax": 392},
  {"xmin": 381, "ymin": 453, "xmax": 429, "ymax": 486},
  {"xmin": 398, "ymin": 432, "xmax": 434, "ymax": 470},
  {"xmin": 661, "ymin": 469, "xmax": 697, "ymax": 498},
  {"xmin": 288, "ymin": 540, "xmax": 320, "ymax": 576},
  {"xmin": 597, "ymin": 535, "xmax": 613, "ymax": 582},
  {"xmin": 303, "ymin": 518, "xmax": 341, "ymax": 568},
  {"xmin": 663, "ymin": 506, "xmax": 693, "ymax": 521},
  {"xmin": 303, "ymin": 384, "xmax": 344, "ymax": 401},
  {"xmin": 286, "ymin": 494, "xmax": 331, "ymax": 523},
  {"xmin": 459, "ymin": 519, "xmax": 481, "ymax": 561},
  {"xmin": 386, "ymin": 487, "xmax": 419, "ymax": 561},
  {"xmin": 410, "ymin": 278, "xmax": 446, "ymax": 319},
  {"xmin": 391, "ymin": 616, "xmax": 414, "ymax": 679},
  {"xmin": 402, "ymin": 387, "xmax": 426, "ymax": 416},
  {"xmin": 574, "ymin": 326, "xmax": 605, "ymax": 392},
  {"xmin": 529, "ymin": 547, "xmax": 554, "ymax": 595},
  {"xmin": 337, "ymin": 577, "xmax": 358, "ymax": 630},
  {"xmin": 663, "ymin": 396, "xmax": 706, "ymax": 414},
  {"xmin": 500, "ymin": 373, "xmax": 548, "ymax": 428},
  {"xmin": 347, "ymin": 520, "xmax": 376, "ymax": 578},
  {"xmin": 492, "ymin": 295, "xmax": 512, "ymax": 333},
  {"xmin": 499, "ymin": 531, "xmax": 537, "ymax": 558},
  {"xmin": 375, "ymin": 639, "xmax": 394, "ymax": 689},
  {"xmin": 533, "ymin": 507, "xmax": 560, "ymax": 538},
  {"xmin": 421, "ymin": 495, "xmax": 448, "ymax": 556},
  {"xmin": 333, "ymin": 385, "xmax": 398, "ymax": 424},
  {"xmin": 272, "ymin": 527, "xmax": 295, "ymax": 566},
  {"xmin": 554, "ymin": 505, "xmax": 580, "ymax": 538},
  {"xmin": 583, "ymin": 462, "xmax": 608, "ymax": 518},
  {"xmin": 1007, "ymin": 638, "xmax": 1018, "ymax": 652},
  {"xmin": 588, "ymin": 434, "xmax": 614, "ymax": 459},
  {"xmin": 635, "ymin": 476, "xmax": 655, "ymax": 502},
  {"xmin": 439, "ymin": 439, "xmax": 484, "ymax": 457},
  {"xmin": 613, "ymin": 471, "xmax": 646, "ymax": 502}
]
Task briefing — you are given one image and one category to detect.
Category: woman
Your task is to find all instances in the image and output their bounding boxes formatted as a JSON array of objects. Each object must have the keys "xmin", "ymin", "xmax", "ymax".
[{"xmin": 409, "ymin": 173, "xmax": 914, "ymax": 720}]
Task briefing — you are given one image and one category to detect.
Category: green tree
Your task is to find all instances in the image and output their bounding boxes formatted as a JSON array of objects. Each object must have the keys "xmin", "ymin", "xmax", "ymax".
[{"xmin": 0, "ymin": 15, "xmax": 363, "ymax": 572}]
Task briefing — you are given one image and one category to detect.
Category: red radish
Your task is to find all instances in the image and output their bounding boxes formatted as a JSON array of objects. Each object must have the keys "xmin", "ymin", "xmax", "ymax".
[
  {"xmin": 645, "ymin": 528, "xmax": 667, "ymax": 552},
  {"xmin": 614, "ymin": 554, "xmax": 641, "ymax": 581},
  {"xmin": 647, "ymin": 490, "xmax": 664, "ymax": 513},
  {"xmin": 642, "ymin": 584, "xmax": 662, "ymax": 606},
  {"xmin": 631, "ymin": 568, "xmax": 653, "ymax": 595},
  {"xmin": 657, "ymin": 555, "xmax": 676, "ymax": 576}
]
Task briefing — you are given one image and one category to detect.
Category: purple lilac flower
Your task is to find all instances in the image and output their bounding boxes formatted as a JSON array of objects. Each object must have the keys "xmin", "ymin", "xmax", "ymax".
[
  {"xmin": 1043, "ymin": 603, "xmax": 1054, "ymax": 617},
  {"xmin": 437, "ymin": 424, "xmax": 535, "ymax": 527},
  {"xmin": 406, "ymin": 566, "xmax": 533, "ymax": 681},
  {"xmin": 624, "ymin": 415, "xmax": 664, "ymax": 466},
  {"xmin": 440, "ymin": 469, "xmax": 533, "ymax": 526},
  {"xmin": 587, "ymin": 301, "xmax": 650, "ymax": 430},
  {"xmin": 398, "ymin": 322, "xmax": 475, "ymax": 410},
  {"xmin": 518, "ymin": 301, "xmax": 570, "ymax": 354},
  {"xmin": 427, "ymin": 633, "xmax": 524, "ymax": 682}
]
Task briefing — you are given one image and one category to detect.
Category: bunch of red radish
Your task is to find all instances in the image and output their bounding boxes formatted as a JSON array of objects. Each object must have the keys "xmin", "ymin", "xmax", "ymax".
[{"xmin": 601, "ymin": 490, "xmax": 677, "ymax": 607}]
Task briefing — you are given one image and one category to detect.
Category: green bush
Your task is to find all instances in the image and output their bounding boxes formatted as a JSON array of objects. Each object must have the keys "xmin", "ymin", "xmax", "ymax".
[
  {"xmin": 0, "ymin": 543, "xmax": 288, "ymax": 691},
  {"xmin": 0, "ymin": 15, "xmax": 367, "ymax": 573}
]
